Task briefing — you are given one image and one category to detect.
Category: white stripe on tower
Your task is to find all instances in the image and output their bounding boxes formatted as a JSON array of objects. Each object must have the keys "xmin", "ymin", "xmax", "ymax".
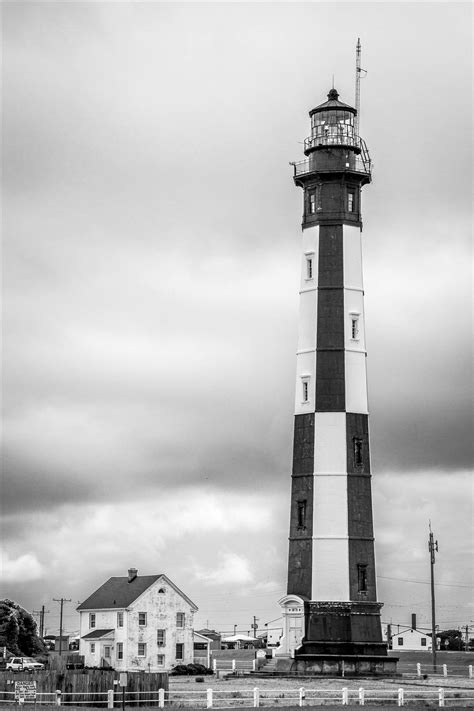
[
  {"xmin": 344, "ymin": 224, "xmax": 368, "ymax": 414},
  {"xmin": 294, "ymin": 226, "xmax": 319, "ymax": 416}
]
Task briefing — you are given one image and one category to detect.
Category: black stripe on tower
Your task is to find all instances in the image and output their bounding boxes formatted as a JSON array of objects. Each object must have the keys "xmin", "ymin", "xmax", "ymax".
[
  {"xmin": 287, "ymin": 413, "xmax": 314, "ymax": 599},
  {"xmin": 346, "ymin": 412, "xmax": 377, "ymax": 601},
  {"xmin": 316, "ymin": 225, "xmax": 345, "ymax": 412}
]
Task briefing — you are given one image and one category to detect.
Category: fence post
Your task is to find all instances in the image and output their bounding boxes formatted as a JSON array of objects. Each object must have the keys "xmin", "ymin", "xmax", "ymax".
[
  {"xmin": 299, "ymin": 687, "xmax": 305, "ymax": 707},
  {"xmin": 158, "ymin": 689, "xmax": 165, "ymax": 708},
  {"xmin": 213, "ymin": 658, "xmax": 217, "ymax": 672},
  {"xmin": 342, "ymin": 687, "xmax": 348, "ymax": 705},
  {"xmin": 469, "ymin": 665, "xmax": 473, "ymax": 679},
  {"xmin": 252, "ymin": 659, "xmax": 257, "ymax": 672},
  {"xmin": 442, "ymin": 664, "xmax": 447, "ymax": 677},
  {"xmin": 358, "ymin": 688, "xmax": 365, "ymax": 706},
  {"xmin": 232, "ymin": 659, "xmax": 236, "ymax": 672},
  {"xmin": 206, "ymin": 689, "xmax": 213, "ymax": 708},
  {"xmin": 438, "ymin": 688, "xmax": 445, "ymax": 707},
  {"xmin": 56, "ymin": 691, "xmax": 62, "ymax": 707},
  {"xmin": 398, "ymin": 688, "xmax": 404, "ymax": 707},
  {"xmin": 253, "ymin": 688, "xmax": 260, "ymax": 708},
  {"xmin": 416, "ymin": 663, "xmax": 421, "ymax": 677},
  {"xmin": 107, "ymin": 690, "xmax": 114, "ymax": 709}
]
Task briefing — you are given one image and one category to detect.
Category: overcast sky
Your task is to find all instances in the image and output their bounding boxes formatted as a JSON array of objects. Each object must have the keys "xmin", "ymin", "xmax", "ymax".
[{"xmin": 2, "ymin": 2, "xmax": 472, "ymax": 639}]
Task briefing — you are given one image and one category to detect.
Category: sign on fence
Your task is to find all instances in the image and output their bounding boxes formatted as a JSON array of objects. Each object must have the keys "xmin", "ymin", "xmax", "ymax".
[{"xmin": 14, "ymin": 681, "xmax": 37, "ymax": 702}]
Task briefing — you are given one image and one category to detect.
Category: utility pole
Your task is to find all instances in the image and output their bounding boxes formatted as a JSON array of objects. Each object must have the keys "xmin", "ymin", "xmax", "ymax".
[
  {"xmin": 428, "ymin": 522, "xmax": 438, "ymax": 671},
  {"xmin": 33, "ymin": 605, "xmax": 50, "ymax": 638},
  {"xmin": 233, "ymin": 624, "xmax": 237, "ymax": 635},
  {"xmin": 53, "ymin": 598, "xmax": 72, "ymax": 655},
  {"xmin": 251, "ymin": 616, "xmax": 259, "ymax": 639}
]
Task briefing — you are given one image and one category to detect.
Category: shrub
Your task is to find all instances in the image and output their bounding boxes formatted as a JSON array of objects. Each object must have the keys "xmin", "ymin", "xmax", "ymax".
[{"xmin": 170, "ymin": 663, "xmax": 213, "ymax": 676}]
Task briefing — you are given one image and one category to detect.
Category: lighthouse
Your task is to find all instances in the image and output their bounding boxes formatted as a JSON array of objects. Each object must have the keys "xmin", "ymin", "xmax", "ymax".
[{"xmin": 276, "ymin": 80, "xmax": 397, "ymax": 675}]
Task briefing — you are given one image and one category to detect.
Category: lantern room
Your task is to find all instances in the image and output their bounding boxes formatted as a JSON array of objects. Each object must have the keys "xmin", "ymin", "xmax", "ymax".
[{"xmin": 304, "ymin": 88, "xmax": 358, "ymax": 154}]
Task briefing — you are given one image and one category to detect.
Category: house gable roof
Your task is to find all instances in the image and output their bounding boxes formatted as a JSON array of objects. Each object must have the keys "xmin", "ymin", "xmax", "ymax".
[{"xmin": 77, "ymin": 573, "xmax": 198, "ymax": 612}]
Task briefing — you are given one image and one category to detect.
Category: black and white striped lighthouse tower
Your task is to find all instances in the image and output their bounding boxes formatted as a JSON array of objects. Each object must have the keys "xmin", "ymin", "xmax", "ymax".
[{"xmin": 277, "ymin": 74, "xmax": 397, "ymax": 675}]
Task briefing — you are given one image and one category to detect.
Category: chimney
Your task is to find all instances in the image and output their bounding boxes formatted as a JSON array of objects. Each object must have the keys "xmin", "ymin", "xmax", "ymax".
[
  {"xmin": 411, "ymin": 613, "xmax": 416, "ymax": 630},
  {"xmin": 128, "ymin": 568, "xmax": 138, "ymax": 583}
]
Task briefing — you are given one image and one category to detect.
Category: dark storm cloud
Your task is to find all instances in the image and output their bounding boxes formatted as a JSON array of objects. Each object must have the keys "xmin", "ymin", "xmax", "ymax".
[{"xmin": 2, "ymin": 2, "xmax": 472, "ymax": 621}]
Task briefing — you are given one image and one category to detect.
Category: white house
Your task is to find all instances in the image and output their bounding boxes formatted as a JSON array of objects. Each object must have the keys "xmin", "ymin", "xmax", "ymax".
[
  {"xmin": 389, "ymin": 627, "xmax": 438, "ymax": 652},
  {"xmin": 77, "ymin": 568, "xmax": 198, "ymax": 672}
]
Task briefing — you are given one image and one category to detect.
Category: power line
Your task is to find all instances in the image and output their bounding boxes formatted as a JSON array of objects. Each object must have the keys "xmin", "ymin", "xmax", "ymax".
[{"xmin": 378, "ymin": 575, "xmax": 472, "ymax": 589}]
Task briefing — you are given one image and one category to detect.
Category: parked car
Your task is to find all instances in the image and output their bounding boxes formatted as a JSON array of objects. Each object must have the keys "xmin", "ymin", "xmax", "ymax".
[{"xmin": 6, "ymin": 657, "xmax": 45, "ymax": 672}]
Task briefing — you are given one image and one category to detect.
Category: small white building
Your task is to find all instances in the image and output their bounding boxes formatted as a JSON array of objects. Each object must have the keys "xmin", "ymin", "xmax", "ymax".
[
  {"xmin": 77, "ymin": 568, "xmax": 198, "ymax": 672},
  {"xmin": 390, "ymin": 627, "xmax": 437, "ymax": 651}
]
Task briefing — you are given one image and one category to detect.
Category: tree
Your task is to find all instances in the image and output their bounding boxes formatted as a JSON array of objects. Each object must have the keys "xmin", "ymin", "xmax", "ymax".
[{"xmin": 0, "ymin": 599, "xmax": 47, "ymax": 656}]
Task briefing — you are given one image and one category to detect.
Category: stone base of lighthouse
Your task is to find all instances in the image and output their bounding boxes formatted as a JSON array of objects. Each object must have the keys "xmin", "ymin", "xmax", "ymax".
[{"xmin": 275, "ymin": 596, "xmax": 398, "ymax": 676}]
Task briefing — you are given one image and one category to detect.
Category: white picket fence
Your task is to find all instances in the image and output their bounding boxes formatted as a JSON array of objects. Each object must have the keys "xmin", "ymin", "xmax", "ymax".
[
  {"xmin": 211, "ymin": 660, "xmax": 474, "ymax": 679},
  {"xmin": 1, "ymin": 685, "xmax": 474, "ymax": 707}
]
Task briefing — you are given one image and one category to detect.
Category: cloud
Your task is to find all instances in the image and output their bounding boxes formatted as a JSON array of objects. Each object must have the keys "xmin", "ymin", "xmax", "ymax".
[
  {"xmin": 2, "ymin": 551, "xmax": 44, "ymax": 583},
  {"xmin": 194, "ymin": 553, "xmax": 254, "ymax": 586}
]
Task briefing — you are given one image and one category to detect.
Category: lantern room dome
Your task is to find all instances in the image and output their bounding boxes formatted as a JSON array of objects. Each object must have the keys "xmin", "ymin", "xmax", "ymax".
[{"xmin": 309, "ymin": 88, "xmax": 356, "ymax": 117}]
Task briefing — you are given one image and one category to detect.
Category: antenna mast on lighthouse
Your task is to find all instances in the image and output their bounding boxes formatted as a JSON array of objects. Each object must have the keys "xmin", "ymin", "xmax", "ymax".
[{"xmin": 355, "ymin": 38, "xmax": 362, "ymax": 136}]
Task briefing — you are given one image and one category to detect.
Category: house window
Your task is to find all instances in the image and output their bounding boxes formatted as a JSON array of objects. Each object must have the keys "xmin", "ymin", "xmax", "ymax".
[
  {"xmin": 89, "ymin": 613, "xmax": 96, "ymax": 628},
  {"xmin": 357, "ymin": 564, "xmax": 368, "ymax": 592},
  {"xmin": 309, "ymin": 192, "xmax": 316, "ymax": 215},
  {"xmin": 348, "ymin": 190, "xmax": 355, "ymax": 212},
  {"xmin": 117, "ymin": 642, "xmax": 123, "ymax": 660},
  {"xmin": 353, "ymin": 438, "xmax": 363, "ymax": 467},
  {"xmin": 176, "ymin": 643, "xmax": 184, "ymax": 660},
  {"xmin": 157, "ymin": 629, "xmax": 166, "ymax": 646},
  {"xmin": 117, "ymin": 611, "xmax": 123, "ymax": 628},
  {"xmin": 398, "ymin": 638, "xmax": 404, "ymax": 646},
  {"xmin": 421, "ymin": 638, "xmax": 427, "ymax": 647},
  {"xmin": 138, "ymin": 643, "xmax": 147, "ymax": 657},
  {"xmin": 157, "ymin": 654, "xmax": 165, "ymax": 666},
  {"xmin": 306, "ymin": 257, "xmax": 313, "ymax": 280},
  {"xmin": 104, "ymin": 646, "xmax": 111, "ymax": 658},
  {"xmin": 138, "ymin": 612, "xmax": 147, "ymax": 626},
  {"xmin": 297, "ymin": 500, "xmax": 307, "ymax": 529},
  {"xmin": 158, "ymin": 588, "xmax": 165, "ymax": 594},
  {"xmin": 176, "ymin": 612, "xmax": 185, "ymax": 628},
  {"xmin": 90, "ymin": 643, "xmax": 95, "ymax": 653},
  {"xmin": 351, "ymin": 315, "xmax": 359, "ymax": 340}
]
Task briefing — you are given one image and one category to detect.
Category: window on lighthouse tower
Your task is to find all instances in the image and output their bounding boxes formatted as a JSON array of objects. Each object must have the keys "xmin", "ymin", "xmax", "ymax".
[
  {"xmin": 297, "ymin": 500, "xmax": 307, "ymax": 529},
  {"xmin": 348, "ymin": 189, "xmax": 355, "ymax": 212},
  {"xmin": 301, "ymin": 377, "xmax": 310, "ymax": 403},
  {"xmin": 351, "ymin": 315, "xmax": 360, "ymax": 340},
  {"xmin": 357, "ymin": 564, "xmax": 368, "ymax": 592}
]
